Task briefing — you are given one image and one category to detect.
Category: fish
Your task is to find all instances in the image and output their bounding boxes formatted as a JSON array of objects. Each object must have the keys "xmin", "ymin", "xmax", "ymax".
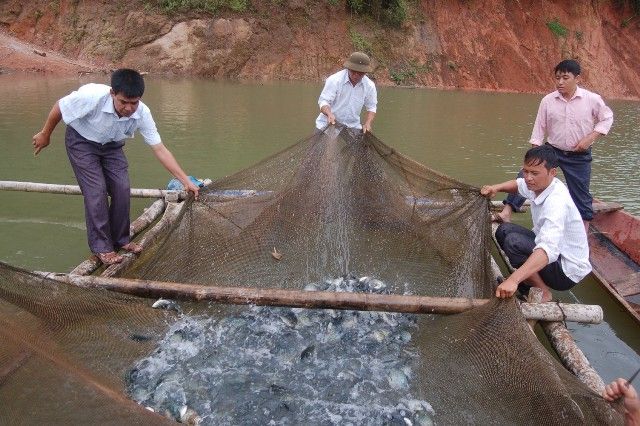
[{"xmin": 152, "ymin": 298, "xmax": 181, "ymax": 313}]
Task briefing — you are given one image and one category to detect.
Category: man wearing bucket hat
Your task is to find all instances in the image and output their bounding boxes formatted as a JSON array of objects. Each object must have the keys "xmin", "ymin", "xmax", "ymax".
[{"xmin": 315, "ymin": 51, "xmax": 377, "ymax": 132}]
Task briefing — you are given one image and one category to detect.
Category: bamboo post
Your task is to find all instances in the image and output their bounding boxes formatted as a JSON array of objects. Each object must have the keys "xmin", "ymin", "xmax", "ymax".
[
  {"xmin": 33, "ymin": 273, "xmax": 602, "ymax": 323},
  {"xmin": 70, "ymin": 199, "xmax": 167, "ymax": 276}
]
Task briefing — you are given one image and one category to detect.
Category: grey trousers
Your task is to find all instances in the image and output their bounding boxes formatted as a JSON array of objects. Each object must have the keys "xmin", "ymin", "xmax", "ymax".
[{"xmin": 65, "ymin": 126, "xmax": 131, "ymax": 253}]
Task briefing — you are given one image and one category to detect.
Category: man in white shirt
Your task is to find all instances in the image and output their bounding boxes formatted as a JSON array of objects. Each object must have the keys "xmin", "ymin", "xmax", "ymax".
[
  {"xmin": 32, "ymin": 69, "xmax": 199, "ymax": 265},
  {"xmin": 315, "ymin": 51, "xmax": 377, "ymax": 132},
  {"xmin": 481, "ymin": 145, "xmax": 591, "ymax": 302}
]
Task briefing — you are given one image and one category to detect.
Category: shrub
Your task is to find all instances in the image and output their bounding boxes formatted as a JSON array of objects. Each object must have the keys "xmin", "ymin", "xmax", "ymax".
[
  {"xmin": 546, "ymin": 18, "xmax": 568, "ymax": 38},
  {"xmin": 347, "ymin": 0, "xmax": 410, "ymax": 28}
]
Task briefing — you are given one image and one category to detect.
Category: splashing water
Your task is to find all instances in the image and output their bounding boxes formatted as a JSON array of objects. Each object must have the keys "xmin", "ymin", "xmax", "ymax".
[{"xmin": 126, "ymin": 274, "xmax": 435, "ymax": 425}]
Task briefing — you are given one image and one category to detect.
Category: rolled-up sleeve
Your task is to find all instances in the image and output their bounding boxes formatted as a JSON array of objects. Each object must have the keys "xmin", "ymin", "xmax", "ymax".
[
  {"xmin": 137, "ymin": 106, "xmax": 162, "ymax": 146},
  {"xmin": 528, "ymin": 97, "xmax": 547, "ymax": 146},
  {"xmin": 318, "ymin": 77, "xmax": 338, "ymax": 109},
  {"xmin": 593, "ymin": 95, "xmax": 614, "ymax": 135},
  {"xmin": 533, "ymin": 205, "xmax": 566, "ymax": 264},
  {"xmin": 364, "ymin": 83, "xmax": 377, "ymax": 113}
]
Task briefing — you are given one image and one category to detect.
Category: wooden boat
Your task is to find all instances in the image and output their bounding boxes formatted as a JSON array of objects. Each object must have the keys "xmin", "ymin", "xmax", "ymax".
[{"xmin": 589, "ymin": 200, "xmax": 640, "ymax": 324}]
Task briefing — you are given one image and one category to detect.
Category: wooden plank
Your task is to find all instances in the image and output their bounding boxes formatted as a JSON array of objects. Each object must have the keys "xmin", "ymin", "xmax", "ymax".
[
  {"xmin": 592, "ymin": 200, "xmax": 624, "ymax": 215},
  {"xmin": 611, "ymin": 272, "xmax": 640, "ymax": 298}
]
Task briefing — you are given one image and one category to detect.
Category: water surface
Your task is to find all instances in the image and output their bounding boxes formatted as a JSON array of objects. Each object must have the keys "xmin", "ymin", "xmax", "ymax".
[{"xmin": 0, "ymin": 74, "xmax": 638, "ymax": 385}]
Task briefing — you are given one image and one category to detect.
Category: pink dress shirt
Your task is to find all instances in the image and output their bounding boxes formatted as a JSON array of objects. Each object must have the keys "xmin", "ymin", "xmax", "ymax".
[{"xmin": 529, "ymin": 87, "xmax": 613, "ymax": 151}]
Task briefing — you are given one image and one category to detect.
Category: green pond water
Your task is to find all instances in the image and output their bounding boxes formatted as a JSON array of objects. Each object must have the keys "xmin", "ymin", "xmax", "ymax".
[{"xmin": 0, "ymin": 74, "xmax": 638, "ymax": 385}]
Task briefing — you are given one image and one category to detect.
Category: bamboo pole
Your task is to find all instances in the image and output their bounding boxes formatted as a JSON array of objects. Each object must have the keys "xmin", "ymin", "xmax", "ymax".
[
  {"xmin": 102, "ymin": 200, "xmax": 186, "ymax": 278},
  {"xmin": 0, "ymin": 180, "xmax": 210, "ymax": 200},
  {"xmin": 33, "ymin": 273, "xmax": 602, "ymax": 322},
  {"xmin": 70, "ymin": 199, "xmax": 167, "ymax": 276},
  {"xmin": 541, "ymin": 321, "xmax": 606, "ymax": 394}
]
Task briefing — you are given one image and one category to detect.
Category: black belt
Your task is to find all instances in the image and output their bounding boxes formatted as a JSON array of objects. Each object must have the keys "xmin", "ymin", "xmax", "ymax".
[{"xmin": 546, "ymin": 143, "xmax": 590, "ymax": 156}]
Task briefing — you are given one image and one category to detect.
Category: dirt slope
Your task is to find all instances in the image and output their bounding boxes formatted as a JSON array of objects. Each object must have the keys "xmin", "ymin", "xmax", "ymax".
[{"xmin": 1, "ymin": 0, "xmax": 639, "ymax": 99}]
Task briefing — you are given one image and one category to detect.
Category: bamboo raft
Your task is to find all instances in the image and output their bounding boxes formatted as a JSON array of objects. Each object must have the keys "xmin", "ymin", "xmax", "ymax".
[{"xmin": 0, "ymin": 180, "xmax": 612, "ymax": 396}]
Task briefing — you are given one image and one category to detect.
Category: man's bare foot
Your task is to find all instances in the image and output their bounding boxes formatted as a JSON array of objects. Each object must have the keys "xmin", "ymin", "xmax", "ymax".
[
  {"xmin": 95, "ymin": 251, "xmax": 124, "ymax": 265},
  {"xmin": 121, "ymin": 242, "xmax": 143, "ymax": 254},
  {"xmin": 491, "ymin": 205, "xmax": 513, "ymax": 223}
]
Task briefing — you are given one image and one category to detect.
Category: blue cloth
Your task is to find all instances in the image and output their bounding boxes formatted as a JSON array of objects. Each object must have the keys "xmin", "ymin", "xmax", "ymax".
[{"xmin": 167, "ymin": 176, "xmax": 204, "ymax": 190}]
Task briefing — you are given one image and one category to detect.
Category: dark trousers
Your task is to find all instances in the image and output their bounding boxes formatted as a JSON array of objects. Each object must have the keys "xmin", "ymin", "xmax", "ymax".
[
  {"xmin": 503, "ymin": 145, "xmax": 593, "ymax": 221},
  {"xmin": 495, "ymin": 222, "xmax": 577, "ymax": 291},
  {"xmin": 65, "ymin": 126, "xmax": 131, "ymax": 253}
]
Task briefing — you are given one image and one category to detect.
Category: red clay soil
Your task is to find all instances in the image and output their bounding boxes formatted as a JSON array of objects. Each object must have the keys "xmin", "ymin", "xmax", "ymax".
[
  {"xmin": 1, "ymin": 1, "xmax": 639, "ymax": 99},
  {"xmin": 0, "ymin": 30, "xmax": 100, "ymax": 76}
]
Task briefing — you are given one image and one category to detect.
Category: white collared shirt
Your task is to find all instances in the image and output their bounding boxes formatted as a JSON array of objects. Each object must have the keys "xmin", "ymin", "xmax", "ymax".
[
  {"xmin": 517, "ymin": 177, "xmax": 592, "ymax": 282},
  {"xmin": 315, "ymin": 69, "xmax": 377, "ymax": 130},
  {"xmin": 59, "ymin": 83, "xmax": 161, "ymax": 146}
]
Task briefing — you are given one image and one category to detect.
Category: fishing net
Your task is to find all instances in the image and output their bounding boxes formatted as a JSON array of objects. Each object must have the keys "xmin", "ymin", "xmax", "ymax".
[{"xmin": 0, "ymin": 127, "xmax": 623, "ymax": 424}]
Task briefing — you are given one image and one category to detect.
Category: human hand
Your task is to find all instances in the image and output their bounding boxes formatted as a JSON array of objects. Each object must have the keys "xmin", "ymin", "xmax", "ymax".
[
  {"xmin": 480, "ymin": 185, "xmax": 498, "ymax": 198},
  {"xmin": 32, "ymin": 131, "xmax": 50, "ymax": 156},
  {"xmin": 495, "ymin": 277, "xmax": 518, "ymax": 299},
  {"xmin": 362, "ymin": 123, "xmax": 372, "ymax": 134},
  {"xmin": 574, "ymin": 132, "xmax": 598, "ymax": 152},
  {"xmin": 185, "ymin": 181, "xmax": 200, "ymax": 201},
  {"xmin": 603, "ymin": 378, "xmax": 640, "ymax": 423},
  {"xmin": 327, "ymin": 112, "xmax": 336, "ymax": 126}
]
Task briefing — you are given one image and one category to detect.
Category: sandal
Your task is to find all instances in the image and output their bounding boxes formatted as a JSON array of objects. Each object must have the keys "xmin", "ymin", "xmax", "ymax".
[
  {"xmin": 121, "ymin": 242, "xmax": 143, "ymax": 254},
  {"xmin": 95, "ymin": 251, "xmax": 124, "ymax": 265}
]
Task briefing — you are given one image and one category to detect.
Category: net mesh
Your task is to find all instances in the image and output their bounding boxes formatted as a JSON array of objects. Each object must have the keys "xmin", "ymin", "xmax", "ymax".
[{"xmin": 0, "ymin": 127, "xmax": 623, "ymax": 424}]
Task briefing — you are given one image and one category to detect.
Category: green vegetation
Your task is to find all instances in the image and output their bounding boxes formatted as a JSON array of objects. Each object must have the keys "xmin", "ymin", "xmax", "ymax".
[
  {"xmin": 546, "ymin": 18, "xmax": 568, "ymax": 38},
  {"xmin": 389, "ymin": 61, "xmax": 431, "ymax": 85},
  {"xmin": 349, "ymin": 28, "xmax": 373, "ymax": 54},
  {"xmin": 347, "ymin": 0, "xmax": 411, "ymax": 28},
  {"xmin": 150, "ymin": 0, "xmax": 248, "ymax": 13}
]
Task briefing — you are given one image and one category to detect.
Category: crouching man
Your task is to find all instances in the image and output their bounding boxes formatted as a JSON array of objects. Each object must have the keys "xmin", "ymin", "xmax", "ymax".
[{"xmin": 481, "ymin": 145, "xmax": 591, "ymax": 302}]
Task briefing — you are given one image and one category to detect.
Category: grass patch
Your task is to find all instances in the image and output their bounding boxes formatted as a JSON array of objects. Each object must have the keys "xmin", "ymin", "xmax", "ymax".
[
  {"xmin": 546, "ymin": 18, "xmax": 568, "ymax": 38},
  {"xmin": 349, "ymin": 28, "xmax": 373, "ymax": 55},
  {"xmin": 389, "ymin": 61, "xmax": 430, "ymax": 85}
]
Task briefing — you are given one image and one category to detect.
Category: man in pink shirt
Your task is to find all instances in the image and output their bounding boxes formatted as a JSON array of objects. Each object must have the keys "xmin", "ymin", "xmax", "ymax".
[{"xmin": 493, "ymin": 60, "xmax": 614, "ymax": 230}]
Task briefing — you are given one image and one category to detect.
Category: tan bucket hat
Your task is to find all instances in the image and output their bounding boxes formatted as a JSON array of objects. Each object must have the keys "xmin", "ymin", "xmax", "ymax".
[{"xmin": 344, "ymin": 52, "xmax": 373, "ymax": 73}]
